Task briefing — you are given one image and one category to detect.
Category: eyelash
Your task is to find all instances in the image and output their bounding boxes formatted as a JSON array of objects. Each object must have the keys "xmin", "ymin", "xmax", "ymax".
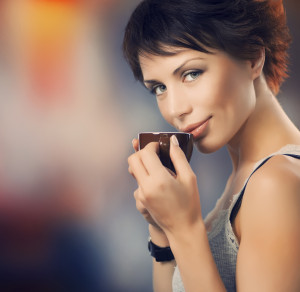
[
  {"xmin": 150, "ymin": 84, "xmax": 166, "ymax": 95},
  {"xmin": 182, "ymin": 70, "xmax": 204, "ymax": 82},
  {"xmin": 149, "ymin": 69, "xmax": 204, "ymax": 96}
]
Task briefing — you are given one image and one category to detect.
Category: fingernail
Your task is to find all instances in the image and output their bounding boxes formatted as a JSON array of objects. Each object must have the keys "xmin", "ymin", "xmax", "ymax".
[{"xmin": 171, "ymin": 135, "xmax": 179, "ymax": 146}]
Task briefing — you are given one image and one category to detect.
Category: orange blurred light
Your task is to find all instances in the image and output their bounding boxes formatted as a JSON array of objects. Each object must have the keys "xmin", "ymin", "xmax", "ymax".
[
  {"xmin": 7, "ymin": 0, "xmax": 83, "ymax": 106},
  {"xmin": 30, "ymin": 0, "xmax": 79, "ymax": 4},
  {"xmin": 23, "ymin": 1, "xmax": 80, "ymax": 46}
]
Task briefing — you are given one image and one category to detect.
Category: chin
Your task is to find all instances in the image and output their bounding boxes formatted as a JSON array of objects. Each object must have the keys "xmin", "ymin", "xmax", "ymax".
[{"xmin": 194, "ymin": 138, "xmax": 225, "ymax": 154}]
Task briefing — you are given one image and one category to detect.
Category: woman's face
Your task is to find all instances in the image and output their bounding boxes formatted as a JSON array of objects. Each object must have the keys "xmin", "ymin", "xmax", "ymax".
[{"xmin": 139, "ymin": 48, "xmax": 257, "ymax": 153}]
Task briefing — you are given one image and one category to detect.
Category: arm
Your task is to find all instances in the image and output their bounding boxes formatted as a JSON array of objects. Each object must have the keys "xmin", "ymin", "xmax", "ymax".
[
  {"xmin": 150, "ymin": 225, "xmax": 176, "ymax": 292},
  {"xmin": 133, "ymin": 187, "xmax": 176, "ymax": 292},
  {"xmin": 236, "ymin": 155, "xmax": 300, "ymax": 291},
  {"xmin": 129, "ymin": 138, "xmax": 175, "ymax": 292},
  {"xmin": 129, "ymin": 138, "xmax": 300, "ymax": 291},
  {"xmin": 167, "ymin": 219, "xmax": 226, "ymax": 292},
  {"xmin": 169, "ymin": 155, "xmax": 300, "ymax": 292},
  {"xmin": 128, "ymin": 137, "xmax": 227, "ymax": 292}
]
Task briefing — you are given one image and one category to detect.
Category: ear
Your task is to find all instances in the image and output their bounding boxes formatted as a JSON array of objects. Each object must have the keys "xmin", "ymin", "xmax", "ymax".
[{"xmin": 250, "ymin": 48, "xmax": 265, "ymax": 80}]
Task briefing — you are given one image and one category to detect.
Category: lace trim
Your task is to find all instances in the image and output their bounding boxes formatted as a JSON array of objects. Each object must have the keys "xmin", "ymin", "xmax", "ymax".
[
  {"xmin": 206, "ymin": 199, "xmax": 239, "ymax": 252},
  {"xmin": 207, "ymin": 209, "xmax": 227, "ymax": 240},
  {"xmin": 279, "ymin": 144, "xmax": 300, "ymax": 154},
  {"xmin": 225, "ymin": 193, "xmax": 240, "ymax": 252}
]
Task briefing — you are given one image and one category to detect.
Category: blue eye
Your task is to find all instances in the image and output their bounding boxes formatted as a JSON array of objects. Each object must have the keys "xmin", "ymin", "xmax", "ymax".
[
  {"xmin": 183, "ymin": 70, "xmax": 203, "ymax": 82},
  {"xmin": 151, "ymin": 84, "xmax": 167, "ymax": 96}
]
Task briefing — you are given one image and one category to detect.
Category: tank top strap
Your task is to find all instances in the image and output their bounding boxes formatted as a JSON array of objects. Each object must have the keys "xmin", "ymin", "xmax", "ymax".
[{"xmin": 230, "ymin": 153, "xmax": 300, "ymax": 223}]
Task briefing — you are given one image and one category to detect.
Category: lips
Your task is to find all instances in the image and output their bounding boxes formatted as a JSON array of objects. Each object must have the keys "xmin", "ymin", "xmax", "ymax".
[{"xmin": 181, "ymin": 116, "xmax": 212, "ymax": 139}]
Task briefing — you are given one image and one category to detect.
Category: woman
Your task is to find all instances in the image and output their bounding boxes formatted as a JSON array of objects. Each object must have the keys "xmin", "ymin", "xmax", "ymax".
[{"xmin": 124, "ymin": 0, "xmax": 300, "ymax": 291}]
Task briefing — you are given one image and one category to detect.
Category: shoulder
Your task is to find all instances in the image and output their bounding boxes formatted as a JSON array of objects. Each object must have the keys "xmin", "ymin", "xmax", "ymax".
[
  {"xmin": 235, "ymin": 155, "xmax": 300, "ymax": 290},
  {"xmin": 237, "ymin": 153, "xmax": 300, "ymax": 248},
  {"xmin": 247, "ymin": 154, "xmax": 300, "ymax": 201},
  {"xmin": 240, "ymin": 154, "xmax": 300, "ymax": 228},
  {"xmin": 252, "ymin": 153, "xmax": 300, "ymax": 189}
]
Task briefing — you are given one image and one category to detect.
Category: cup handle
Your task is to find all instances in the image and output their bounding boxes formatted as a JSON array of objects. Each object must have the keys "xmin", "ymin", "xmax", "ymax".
[
  {"xmin": 159, "ymin": 134, "xmax": 172, "ymax": 170},
  {"xmin": 159, "ymin": 134, "xmax": 170, "ymax": 151}
]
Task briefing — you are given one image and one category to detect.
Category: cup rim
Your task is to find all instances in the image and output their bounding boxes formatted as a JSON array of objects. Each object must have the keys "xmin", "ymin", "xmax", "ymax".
[{"xmin": 138, "ymin": 132, "xmax": 190, "ymax": 135}]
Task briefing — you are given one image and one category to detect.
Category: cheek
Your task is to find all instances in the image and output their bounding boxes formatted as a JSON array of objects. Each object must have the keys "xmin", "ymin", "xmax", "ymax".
[
  {"xmin": 216, "ymin": 77, "xmax": 256, "ymax": 141},
  {"xmin": 194, "ymin": 74, "xmax": 229, "ymax": 109},
  {"xmin": 157, "ymin": 101, "xmax": 171, "ymax": 123},
  {"xmin": 203, "ymin": 68, "xmax": 256, "ymax": 143},
  {"xmin": 209, "ymin": 67, "xmax": 254, "ymax": 111}
]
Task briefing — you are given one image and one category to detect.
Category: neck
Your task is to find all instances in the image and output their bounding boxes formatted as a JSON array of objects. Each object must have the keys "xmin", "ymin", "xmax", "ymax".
[{"xmin": 227, "ymin": 76, "xmax": 300, "ymax": 173}]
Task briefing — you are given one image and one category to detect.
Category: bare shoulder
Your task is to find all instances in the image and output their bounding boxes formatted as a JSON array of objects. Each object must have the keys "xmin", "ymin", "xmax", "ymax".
[
  {"xmin": 236, "ymin": 155, "xmax": 300, "ymax": 290},
  {"xmin": 245, "ymin": 154, "xmax": 300, "ymax": 205},
  {"xmin": 259, "ymin": 153, "xmax": 300, "ymax": 182},
  {"xmin": 240, "ymin": 154, "xmax": 300, "ymax": 230}
]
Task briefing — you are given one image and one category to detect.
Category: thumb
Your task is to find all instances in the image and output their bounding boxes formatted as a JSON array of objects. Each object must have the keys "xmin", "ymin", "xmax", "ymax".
[
  {"xmin": 169, "ymin": 135, "xmax": 192, "ymax": 178},
  {"xmin": 132, "ymin": 138, "xmax": 139, "ymax": 152}
]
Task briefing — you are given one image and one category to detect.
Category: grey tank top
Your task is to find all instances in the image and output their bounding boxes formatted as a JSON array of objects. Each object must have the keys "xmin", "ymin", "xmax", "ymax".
[{"xmin": 172, "ymin": 144, "xmax": 300, "ymax": 292}]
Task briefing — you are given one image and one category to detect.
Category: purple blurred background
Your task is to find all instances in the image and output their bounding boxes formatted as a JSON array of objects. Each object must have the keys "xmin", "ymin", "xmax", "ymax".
[{"xmin": 0, "ymin": 1, "xmax": 298, "ymax": 291}]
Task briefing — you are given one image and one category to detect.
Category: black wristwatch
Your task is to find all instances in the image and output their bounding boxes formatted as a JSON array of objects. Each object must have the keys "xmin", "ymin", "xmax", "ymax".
[{"xmin": 148, "ymin": 237, "xmax": 175, "ymax": 262}]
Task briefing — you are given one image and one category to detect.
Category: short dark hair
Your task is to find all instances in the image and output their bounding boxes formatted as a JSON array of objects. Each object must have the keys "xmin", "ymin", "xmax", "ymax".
[{"xmin": 122, "ymin": 0, "xmax": 291, "ymax": 94}]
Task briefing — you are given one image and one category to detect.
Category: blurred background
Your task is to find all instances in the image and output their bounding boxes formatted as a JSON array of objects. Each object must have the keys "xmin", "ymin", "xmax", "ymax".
[{"xmin": 0, "ymin": 0, "xmax": 298, "ymax": 291}]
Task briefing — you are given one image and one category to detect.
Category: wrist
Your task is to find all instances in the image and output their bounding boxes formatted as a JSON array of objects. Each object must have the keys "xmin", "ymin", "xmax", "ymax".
[
  {"xmin": 167, "ymin": 219, "xmax": 206, "ymax": 252},
  {"xmin": 149, "ymin": 224, "xmax": 169, "ymax": 247},
  {"xmin": 148, "ymin": 237, "xmax": 175, "ymax": 262}
]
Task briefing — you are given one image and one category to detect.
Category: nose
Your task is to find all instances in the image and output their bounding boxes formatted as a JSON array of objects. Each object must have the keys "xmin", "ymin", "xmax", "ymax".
[{"xmin": 168, "ymin": 86, "xmax": 192, "ymax": 119}]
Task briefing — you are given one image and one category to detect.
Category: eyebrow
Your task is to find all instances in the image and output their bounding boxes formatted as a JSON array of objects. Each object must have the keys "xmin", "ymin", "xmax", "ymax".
[{"xmin": 143, "ymin": 57, "xmax": 204, "ymax": 85}]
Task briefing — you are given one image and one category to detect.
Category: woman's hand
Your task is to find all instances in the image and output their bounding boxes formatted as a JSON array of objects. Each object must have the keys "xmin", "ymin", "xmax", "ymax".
[
  {"xmin": 133, "ymin": 186, "xmax": 163, "ymax": 230},
  {"xmin": 130, "ymin": 139, "xmax": 167, "ymax": 238},
  {"xmin": 128, "ymin": 135, "xmax": 203, "ymax": 238}
]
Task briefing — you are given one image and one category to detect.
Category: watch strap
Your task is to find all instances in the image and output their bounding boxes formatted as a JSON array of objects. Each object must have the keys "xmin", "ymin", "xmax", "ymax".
[{"xmin": 148, "ymin": 238, "xmax": 174, "ymax": 262}]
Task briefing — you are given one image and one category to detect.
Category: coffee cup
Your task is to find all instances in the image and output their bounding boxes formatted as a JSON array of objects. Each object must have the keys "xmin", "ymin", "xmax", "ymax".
[{"xmin": 138, "ymin": 132, "xmax": 193, "ymax": 173}]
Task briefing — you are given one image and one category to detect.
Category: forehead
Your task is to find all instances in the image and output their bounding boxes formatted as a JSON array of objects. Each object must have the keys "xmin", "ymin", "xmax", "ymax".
[
  {"xmin": 139, "ymin": 48, "xmax": 204, "ymax": 68},
  {"xmin": 139, "ymin": 47, "xmax": 181, "ymax": 66},
  {"xmin": 139, "ymin": 47, "xmax": 249, "ymax": 82},
  {"xmin": 139, "ymin": 47, "xmax": 215, "ymax": 78}
]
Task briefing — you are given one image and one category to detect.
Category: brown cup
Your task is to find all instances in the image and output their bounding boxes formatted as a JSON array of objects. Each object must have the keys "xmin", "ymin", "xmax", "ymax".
[{"xmin": 138, "ymin": 132, "xmax": 193, "ymax": 173}]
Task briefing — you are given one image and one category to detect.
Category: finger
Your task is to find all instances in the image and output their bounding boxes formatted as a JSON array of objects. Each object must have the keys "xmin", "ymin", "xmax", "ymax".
[
  {"xmin": 166, "ymin": 167, "xmax": 176, "ymax": 177},
  {"xmin": 128, "ymin": 165, "xmax": 136, "ymax": 179},
  {"xmin": 169, "ymin": 135, "xmax": 194, "ymax": 179},
  {"xmin": 144, "ymin": 141, "xmax": 159, "ymax": 154},
  {"xmin": 136, "ymin": 198, "xmax": 148, "ymax": 215},
  {"xmin": 141, "ymin": 142, "xmax": 168, "ymax": 176},
  {"xmin": 133, "ymin": 188, "xmax": 139, "ymax": 200},
  {"xmin": 128, "ymin": 152, "xmax": 149, "ymax": 184},
  {"xmin": 132, "ymin": 138, "xmax": 139, "ymax": 152},
  {"xmin": 134, "ymin": 189, "xmax": 150, "ymax": 215}
]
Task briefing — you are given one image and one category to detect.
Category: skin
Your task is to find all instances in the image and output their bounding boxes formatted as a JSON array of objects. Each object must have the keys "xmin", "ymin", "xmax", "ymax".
[
  {"xmin": 141, "ymin": 48, "xmax": 257, "ymax": 155},
  {"xmin": 128, "ymin": 47, "xmax": 300, "ymax": 291}
]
